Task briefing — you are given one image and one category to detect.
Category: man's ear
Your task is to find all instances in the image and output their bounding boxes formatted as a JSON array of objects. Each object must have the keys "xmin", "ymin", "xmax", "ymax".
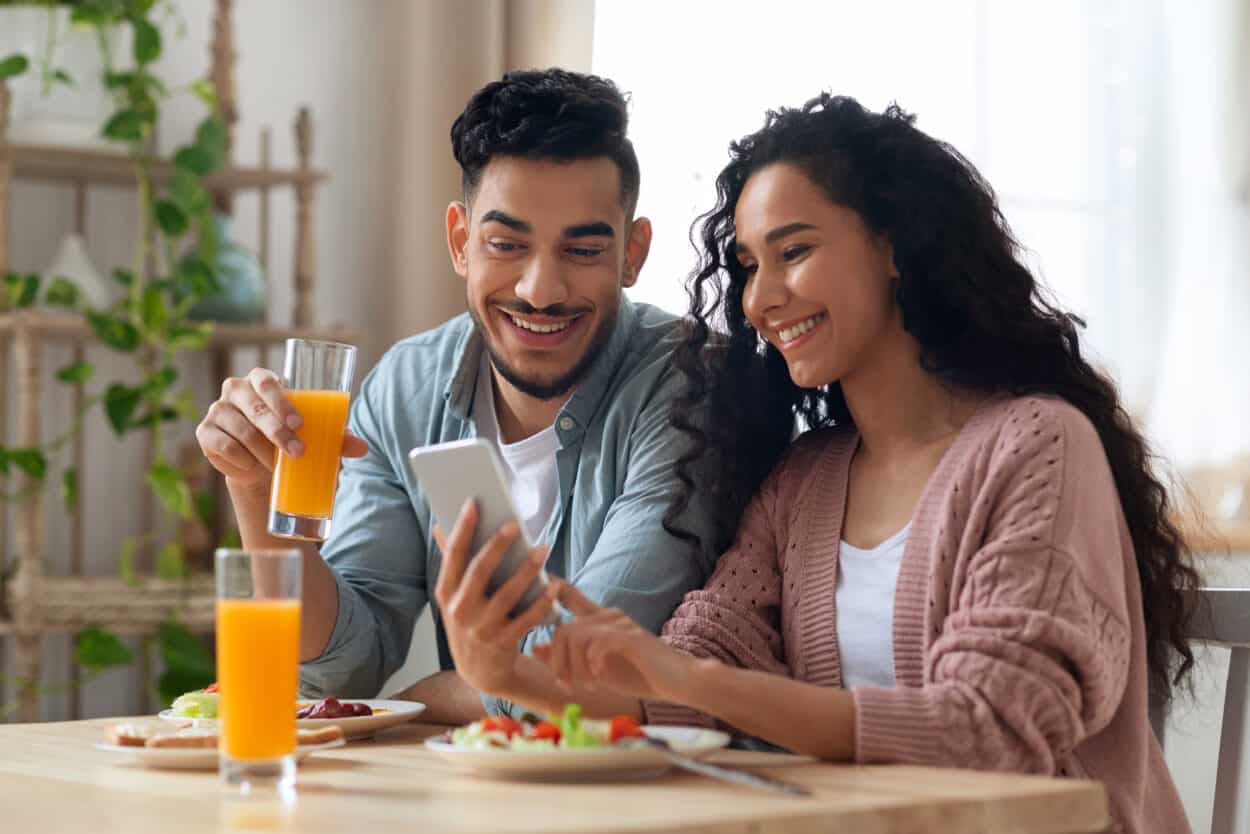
[
  {"xmin": 446, "ymin": 201, "xmax": 470, "ymax": 278},
  {"xmin": 623, "ymin": 216, "xmax": 652, "ymax": 289}
]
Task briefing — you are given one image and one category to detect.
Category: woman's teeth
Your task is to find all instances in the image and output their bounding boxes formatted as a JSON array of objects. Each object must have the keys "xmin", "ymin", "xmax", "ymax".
[
  {"xmin": 509, "ymin": 314, "xmax": 572, "ymax": 334},
  {"xmin": 778, "ymin": 314, "xmax": 825, "ymax": 343}
]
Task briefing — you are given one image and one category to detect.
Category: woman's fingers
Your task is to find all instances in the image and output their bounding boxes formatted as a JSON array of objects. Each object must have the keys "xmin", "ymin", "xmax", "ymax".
[{"xmin": 554, "ymin": 578, "xmax": 601, "ymax": 616}]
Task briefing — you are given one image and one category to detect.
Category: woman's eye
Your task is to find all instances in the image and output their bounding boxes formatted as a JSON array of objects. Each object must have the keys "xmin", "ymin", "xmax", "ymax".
[
  {"xmin": 567, "ymin": 246, "xmax": 605, "ymax": 258},
  {"xmin": 740, "ymin": 262, "xmax": 758, "ymax": 277},
  {"xmin": 489, "ymin": 241, "xmax": 523, "ymax": 253},
  {"xmin": 782, "ymin": 244, "xmax": 811, "ymax": 262}
]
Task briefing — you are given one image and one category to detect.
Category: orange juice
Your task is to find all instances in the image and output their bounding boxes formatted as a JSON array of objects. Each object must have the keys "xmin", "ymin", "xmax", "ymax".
[
  {"xmin": 270, "ymin": 389, "xmax": 350, "ymax": 518},
  {"xmin": 216, "ymin": 598, "xmax": 301, "ymax": 760}
]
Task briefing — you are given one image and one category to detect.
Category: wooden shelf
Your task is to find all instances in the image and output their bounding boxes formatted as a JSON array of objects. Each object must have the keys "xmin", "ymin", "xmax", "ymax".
[
  {"xmin": 1, "ymin": 574, "xmax": 215, "ymax": 635},
  {"xmin": 4, "ymin": 142, "xmax": 325, "ymax": 191},
  {"xmin": 0, "ymin": 309, "xmax": 353, "ymax": 347}
]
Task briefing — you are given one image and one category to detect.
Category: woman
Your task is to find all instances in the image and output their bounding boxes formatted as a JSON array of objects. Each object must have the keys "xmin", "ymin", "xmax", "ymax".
[{"xmin": 534, "ymin": 95, "xmax": 1195, "ymax": 834}]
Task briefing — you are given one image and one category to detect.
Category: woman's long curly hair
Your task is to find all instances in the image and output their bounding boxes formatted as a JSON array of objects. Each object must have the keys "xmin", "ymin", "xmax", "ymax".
[{"xmin": 664, "ymin": 93, "xmax": 1197, "ymax": 706}]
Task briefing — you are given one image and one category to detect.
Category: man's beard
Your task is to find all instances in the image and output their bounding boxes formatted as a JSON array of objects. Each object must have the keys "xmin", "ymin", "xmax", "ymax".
[{"xmin": 471, "ymin": 301, "xmax": 619, "ymax": 401}]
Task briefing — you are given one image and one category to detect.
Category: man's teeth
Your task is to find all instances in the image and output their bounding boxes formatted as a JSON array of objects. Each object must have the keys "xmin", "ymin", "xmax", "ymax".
[
  {"xmin": 509, "ymin": 314, "xmax": 572, "ymax": 334},
  {"xmin": 778, "ymin": 314, "xmax": 825, "ymax": 343}
]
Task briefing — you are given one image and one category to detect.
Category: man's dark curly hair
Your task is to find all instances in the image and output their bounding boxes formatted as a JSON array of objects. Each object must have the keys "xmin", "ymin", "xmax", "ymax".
[{"xmin": 450, "ymin": 68, "xmax": 640, "ymax": 214}]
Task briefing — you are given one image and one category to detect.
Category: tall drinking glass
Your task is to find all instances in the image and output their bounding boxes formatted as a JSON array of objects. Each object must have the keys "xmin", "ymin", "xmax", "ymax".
[
  {"xmin": 268, "ymin": 338, "xmax": 357, "ymax": 541},
  {"xmin": 216, "ymin": 548, "xmax": 302, "ymax": 794}
]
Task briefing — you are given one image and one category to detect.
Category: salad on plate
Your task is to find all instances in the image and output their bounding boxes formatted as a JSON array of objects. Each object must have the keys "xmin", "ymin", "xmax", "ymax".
[{"xmin": 450, "ymin": 704, "xmax": 646, "ymax": 751}]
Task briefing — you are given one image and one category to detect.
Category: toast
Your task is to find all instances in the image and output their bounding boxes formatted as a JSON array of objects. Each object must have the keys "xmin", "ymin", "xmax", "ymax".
[
  {"xmin": 144, "ymin": 728, "xmax": 219, "ymax": 749},
  {"xmin": 105, "ymin": 723, "xmax": 175, "ymax": 747},
  {"xmin": 297, "ymin": 725, "xmax": 345, "ymax": 746}
]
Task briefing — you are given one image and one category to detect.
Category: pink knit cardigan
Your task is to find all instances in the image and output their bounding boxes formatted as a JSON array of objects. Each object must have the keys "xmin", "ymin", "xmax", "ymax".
[{"xmin": 646, "ymin": 395, "xmax": 1189, "ymax": 834}]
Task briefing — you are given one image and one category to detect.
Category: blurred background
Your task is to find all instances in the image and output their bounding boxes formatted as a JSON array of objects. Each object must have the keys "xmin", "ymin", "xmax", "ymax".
[{"xmin": 0, "ymin": 1, "xmax": 1246, "ymax": 828}]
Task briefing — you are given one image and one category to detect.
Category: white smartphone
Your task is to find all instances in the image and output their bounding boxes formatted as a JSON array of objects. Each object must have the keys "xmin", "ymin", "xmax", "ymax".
[{"xmin": 408, "ymin": 438, "xmax": 553, "ymax": 621}]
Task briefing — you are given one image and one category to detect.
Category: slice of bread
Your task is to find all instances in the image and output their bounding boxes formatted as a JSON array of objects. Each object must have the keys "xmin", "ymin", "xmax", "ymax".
[
  {"xmin": 105, "ymin": 723, "xmax": 171, "ymax": 747},
  {"xmin": 145, "ymin": 728, "xmax": 219, "ymax": 749},
  {"xmin": 297, "ymin": 725, "xmax": 345, "ymax": 746}
]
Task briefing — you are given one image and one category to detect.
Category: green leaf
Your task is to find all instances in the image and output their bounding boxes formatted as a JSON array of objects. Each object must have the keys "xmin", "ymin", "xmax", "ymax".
[
  {"xmin": 0, "ymin": 54, "xmax": 28, "ymax": 81},
  {"xmin": 140, "ymin": 285, "xmax": 167, "ymax": 335},
  {"xmin": 118, "ymin": 539, "xmax": 140, "ymax": 587},
  {"xmin": 5, "ymin": 272, "xmax": 40, "ymax": 308},
  {"xmin": 72, "ymin": 1, "xmax": 126, "ymax": 26},
  {"xmin": 131, "ymin": 406, "xmax": 179, "ymax": 430},
  {"xmin": 51, "ymin": 69, "xmax": 73, "ymax": 87},
  {"xmin": 55, "ymin": 360, "xmax": 95, "ymax": 385},
  {"xmin": 62, "ymin": 467, "xmax": 78, "ymax": 513},
  {"xmin": 172, "ymin": 145, "xmax": 213, "ymax": 177},
  {"xmin": 190, "ymin": 79, "xmax": 216, "ymax": 108},
  {"xmin": 111, "ymin": 268, "xmax": 135, "ymax": 288},
  {"xmin": 157, "ymin": 619, "xmax": 214, "ymax": 705},
  {"xmin": 10, "ymin": 449, "xmax": 47, "ymax": 480},
  {"xmin": 218, "ymin": 528, "xmax": 242, "ymax": 549},
  {"xmin": 193, "ymin": 116, "xmax": 227, "ymax": 174},
  {"xmin": 159, "ymin": 620, "xmax": 213, "ymax": 674},
  {"xmin": 141, "ymin": 365, "xmax": 177, "ymax": 396},
  {"xmin": 132, "ymin": 18, "xmax": 161, "ymax": 64},
  {"xmin": 167, "ymin": 169, "xmax": 206, "ymax": 214},
  {"xmin": 44, "ymin": 276, "xmax": 82, "ymax": 309},
  {"xmin": 175, "ymin": 256, "xmax": 217, "ymax": 299},
  {"xmin": 154, "ymin": 200, "xmax": 188, "ymax": 237},
  {"xmin": 197, "ymin": 213, "xmax": 219, "ymax": 263},
  {"xmin": 173, "ymin": 388, "xmax": 199, "ymax": 419},
  {"xmin": 194, "ymin": 489, "xmax": 218, "ymax": 527},
  {"xmin": 102, "ymin": 109, "xmax": 149, "ymax": 142},
  {"xmin": 125, "ymin": 0, "xmax": 158, "ymax": 18},
  {"xmin": 155, "ymin": 542, "xmax": 187, "ymax": 580},
  {"xmin": 87, "ymin": 310, "xmax": 141, "ymax": 352},
  {"xmin": 76, "ymin": 626, "xmax": 134, "ymax": 671},
  {"xmin": 169, "ymin": 323, "xmax": 214, "ymax": 352},
  {"xmin": 0, "ymin": 448, "xmax": 9, "ymax": 477},
  {"xmin": 104, "ymin": 71, "xmax": 133, "ymax": 89},
  {"xmin": 147, "ymin": 462, "xmax": 193, "ymax": 519},
  {"xmin": 104, "ymin": 383, "xmax": 142, "ymax": 435},
  {"xmin": 158, "ymin": 665, "xmax": 213, "ymax": 709}
]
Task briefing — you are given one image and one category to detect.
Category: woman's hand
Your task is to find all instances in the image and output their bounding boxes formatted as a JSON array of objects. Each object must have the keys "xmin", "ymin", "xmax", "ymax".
[{"xmin": 536, "ymin": 581, "xmax": 695, "ymax": 703}]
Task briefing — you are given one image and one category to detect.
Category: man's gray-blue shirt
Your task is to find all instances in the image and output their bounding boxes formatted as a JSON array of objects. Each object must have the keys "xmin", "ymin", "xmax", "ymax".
[{"xmin": 298, "ymin": 296, "xmax": 717, "ymax": 715}]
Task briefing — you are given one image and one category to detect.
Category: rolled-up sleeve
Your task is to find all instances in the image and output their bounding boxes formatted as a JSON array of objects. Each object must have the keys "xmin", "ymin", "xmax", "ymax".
[{"xmin": 298, "ymin": 361, "xmax": 427, "ymax": 699}]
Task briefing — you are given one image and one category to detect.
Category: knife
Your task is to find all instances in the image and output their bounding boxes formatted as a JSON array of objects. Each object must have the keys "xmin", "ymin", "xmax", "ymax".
[{"xmin": 634, "ymin": 736, "xmax": 812, "ymax": 797}]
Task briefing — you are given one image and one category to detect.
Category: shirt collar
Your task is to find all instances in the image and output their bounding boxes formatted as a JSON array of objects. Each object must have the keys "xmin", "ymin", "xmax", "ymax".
[{"xmin": 443, "ymin": 294, "xmax": 640, "ymax": 433}]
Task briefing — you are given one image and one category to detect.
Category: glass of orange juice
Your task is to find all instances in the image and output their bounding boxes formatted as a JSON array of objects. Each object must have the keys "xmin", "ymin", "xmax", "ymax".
[
  {"xmin": 267, "ymin": 338, "xmax": 357, "ymax": 541},
  {"xmin": 216, "ymin": 548, "xmax": 302, "ymax": 794}
]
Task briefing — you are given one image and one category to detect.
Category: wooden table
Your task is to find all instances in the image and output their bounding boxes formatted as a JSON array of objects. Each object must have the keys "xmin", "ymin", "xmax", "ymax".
[{"xmin": 0, "ymin": 718, "xmax": 1109, "ymax": 833}]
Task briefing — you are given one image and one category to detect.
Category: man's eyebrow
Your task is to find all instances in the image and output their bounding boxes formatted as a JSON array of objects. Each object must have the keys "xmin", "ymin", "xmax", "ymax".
[
  {"xmin": 563, "ymin": 221, "xmax": 615, "ymax": 239},
  {"xmin": 480, "ymin": 210, "xmax": 531, "ymax": 233}
]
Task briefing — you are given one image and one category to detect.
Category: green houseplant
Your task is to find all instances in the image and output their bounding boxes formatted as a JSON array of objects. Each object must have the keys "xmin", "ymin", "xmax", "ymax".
[{"xmin": 0, "ymin": 0, "xmax": 224, "ymax": 712}]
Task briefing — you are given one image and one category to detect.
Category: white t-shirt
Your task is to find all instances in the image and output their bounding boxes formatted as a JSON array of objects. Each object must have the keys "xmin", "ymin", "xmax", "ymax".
[
  {"xmin": 835, "ymin": 524, "xmax": 909, "ymax": 689},
  {"xmin": 472, "ymin": 355, "xmax": 561, "ymax": 544}
]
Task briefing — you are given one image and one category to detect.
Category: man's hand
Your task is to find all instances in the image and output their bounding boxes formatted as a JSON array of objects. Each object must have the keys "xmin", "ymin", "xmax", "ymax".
[
  {"xmin": 433, "ymin": 499, "xmax": 560, "ymax": 696},
  {"xmin": 196, "ymin": 368, "xmax": 368, "ymax": 492}
]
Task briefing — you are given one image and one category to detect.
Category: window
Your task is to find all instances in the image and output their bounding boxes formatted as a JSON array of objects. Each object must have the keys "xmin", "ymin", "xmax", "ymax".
[{"xmin": 595, "ymin": 0, "xmax": 1170, "ymax": 417}]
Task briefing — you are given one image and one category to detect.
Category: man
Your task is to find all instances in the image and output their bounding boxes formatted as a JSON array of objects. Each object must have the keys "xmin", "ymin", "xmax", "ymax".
[{"xmin": 195, "ymin": 68, "xmax": 715, "ymax": 722}]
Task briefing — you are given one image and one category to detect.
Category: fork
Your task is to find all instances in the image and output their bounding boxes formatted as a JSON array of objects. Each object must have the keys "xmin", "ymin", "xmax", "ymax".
[{"xmin": 633, "ymin": 736, "xmax": 812, "ymax": 797}]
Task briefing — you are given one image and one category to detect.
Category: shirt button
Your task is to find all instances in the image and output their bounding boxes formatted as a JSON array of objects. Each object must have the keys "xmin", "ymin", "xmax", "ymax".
[{"xmin": 559, "ymin": 416, "xmax": 575, "ymax": 431}]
